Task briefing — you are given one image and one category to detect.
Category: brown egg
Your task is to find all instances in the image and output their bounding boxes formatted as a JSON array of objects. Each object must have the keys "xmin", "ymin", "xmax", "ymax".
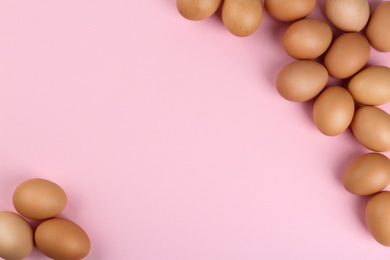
[
  {"xmin": 366, "ymin": 1, "xmax": 390, "ymax": 52},
  {"xmin": 348, "ymin": 66, "xmax": 390, "ymax": 106},
  {"xmin": 366, "ymin": 191, "xmax": 390, "ymax": 246},
  {"xmin": 313, "ymin": 86, "xmax": 354, "ymax": 136},
  {"xmin": 35, "ymin": 218, "xmax": 91, "ymax": 260},
  {"xmin": 276, "ymin": 60, "xmax": 328, "ymax": 102},
  {"xmin": 283, "ymin": 18, "xmax": 332, "ymax": 59},
  {"xmin": 0, "ymin": 211, "xmax": 34, "ymax": 260},
  {"xmin": 344, "ymin": 153, "xmax": 390, "ymax": 195},
  {"xmin": 324, "ymin": 32, "xmax": 370, "ymax": 79},
  {"xmin": 221, "ymin": 0, "xmax": 263, "ymax": 37},
  {"xmin": 265, "ymin": 0, "xmax": 316, "ymax": 22},
  {"xmin": 351, "ymin": 106, "xmax": 390, "ymax": 152},
  {"xmin": 13, "ymin": 178, "xmax": 67, "ymax": 220},
  {"xmin": 176, "ymin": 0, "xmax": 222, "ymax": 21},
  {"xmin": 325, "ymin": 0, "xmax": 370, "ymax": 32}
]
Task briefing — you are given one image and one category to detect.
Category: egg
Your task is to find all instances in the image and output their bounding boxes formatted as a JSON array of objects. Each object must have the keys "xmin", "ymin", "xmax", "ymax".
[
  {"xmin": 176, "ymin": 0, "xmax": 222, "ymax": 21},
  {"xmin": 366, "ymin": 191, "xmax": 390, "ymax": 246},
  {"xmin": 0, "ymin": 211, "xmax": 34, "ymax": 260},
  {"xmin": 221, "ymin": 0, "xmax": 263, "ymax": 37},
  {"xmin": 265, "ymin": 0, "xmax": 316, "ymax": 22},
  {"xmin": 13, "ymin": 178, "xmax": 67, "ymax": 220},
  {"xmin": 35, "ymin": 218, "xmax": 91, "ymax": 260},
  {"xmin": 325, "ymin": 0, "xmax": 369, "ymax": 32},
  {"xmin": 348, "ymin": 66, "xmax": 390, "ymax": 106},
  {"xmin": 351, "ymin": 106, "xmax": 390, "ymax": 152},
  {"xmin": 366, "ymin": 1, "xmax": 390, "ymax": 52},
  {"xmin": 324, "ymin": 32, "xmax": 370, "ymax": 79},
  {"xmin": 283, "ymin": 18, "xmax": 332, "ymax": 59},
  {"xmin": 276, "ymin": 60, "xmax": 328, "ymax": 102},
  {"xmin": 313, "ymin": 86, "xmax": 354, "ymax": 136},
  {"xmin": 344, "ymin": 153, "xmax": 390, "ymax": 195}
]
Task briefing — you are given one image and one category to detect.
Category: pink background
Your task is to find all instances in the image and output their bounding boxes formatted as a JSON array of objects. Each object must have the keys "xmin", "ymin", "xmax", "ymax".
[{"xmin": 1, "ymin": 0, "xmax": 390, "ymax": 259}]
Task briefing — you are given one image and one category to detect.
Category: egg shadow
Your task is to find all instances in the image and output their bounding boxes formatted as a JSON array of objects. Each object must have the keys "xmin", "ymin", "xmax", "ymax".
[
  {"xmin": 353, "ymin": 195, "xmax": 371, "ymax": 232},
  {"xmin": 333, "ymin": 143, "xmax": 366, "ymax": 186},
  {"xmin": 299, "ymin": 99, "xmax": 315, "ymax": 123},
  {"xmin": 368, "ymin": 0, "xmax": 383, "ymax": 12}
]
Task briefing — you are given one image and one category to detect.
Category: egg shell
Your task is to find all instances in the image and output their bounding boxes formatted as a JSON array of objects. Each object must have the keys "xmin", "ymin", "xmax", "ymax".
[
  {"xmin": 264, "ymin": 0, "xmax": 316, "ymax": 22},
  {"xmin": 366, "ymin": 1, "xmax": 390, "ymax": 52},
  {"xmin": 325, "ymin": 0, "xmax": 370, "ymax": 32},
  {"xmin": 13, "ymin": 178, "xmax": 67, "ymax": 220},
  {"xmin": 366, "ymin": 191, "xmax": 390, "ymax": 246},
  {"xmin": 35, "ymin": 218, "xmax": 91, "ymax": 260},
  {"xmin": 0, "ymin": 211, "xmax": 34, "ymax": 260},
  {"xmin": 348, "ymin": 66, "xmax": 390, "ymax": 106},
  {"xmin": 176, "ymin": 0, "xmax": 222, "ymax": 21},
  {"xmin": 313, "ymin": 86, "xmax": 354, "ymax": 136},
  {"xmin": 324, "ymin": 32, "xmax": 370, "ymax": 79},
  {"xmin": 282, "ymin": 18, "xmax": 332, "ymax": 59},
  {"xmin": 351, "ymin": 106, "xmax": 390, "ymax": 152},
  {"xmin": 221, "ymin": 0, "xmax": 263, "ymax": 37},
  {"xmin": 276, "ymin": 60, "xmax": 328, "ymax": 102},
  {"xmin": 344, "ymin": 153, "xmax": 390, "ymax": 195}
]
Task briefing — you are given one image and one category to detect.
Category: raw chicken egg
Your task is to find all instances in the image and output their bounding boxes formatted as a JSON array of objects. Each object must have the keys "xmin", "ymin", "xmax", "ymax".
[
  {"xmin": 366, "ymin": 191, "xmax": 390, "ymax": 246},
  {"xmin": 351, "ymin": 106, "xmax": 390, "ymax": 152},
  {"xmin": 35, "ymin": 218, "xmax": 91, "ymax": 260},
  {"xmin": 313, "ymin": 86, "xmax": 354, "ymax": 136},
  {"xmin": 366, "ymin": 1, "xmax": 390, "ymax": 52},
  {"xmin": 176, "ymin": 0, "xmax": 222, "ymax": 20},
  {"xmin": 276, "ymin": 60, "xmax": 328, "ymax": 102},
  {"xmin": 221, "ymin": 0, "xmax": 263, "ymax": 37},
  {"xmin": 265, "ymin": 0, "xmax": 316, "ymax": 22},
  {"xmin": 0, "ymin": 211, "xmax": 34, "ymax": 260},
  {"xmin": 324, "ymin": 32, "xmax": 370, "ymax": 79},
  {"xmin": 283, "ymin": 18, "xmax": 332, "ymax": 59},
  {"xmin": 344, "ymin": 153, "xmax": 390, "ymax": 195},
  {"xmin": 325, "ymin": 0, "xmax": 369, "ymax": 32},
  {"xmin": 13, "ymin": 178, "xmax": 67, "ymax": 220},
  {"xmin": 348, "ymin": 66, "xmax": 390, "ymax": 106}
]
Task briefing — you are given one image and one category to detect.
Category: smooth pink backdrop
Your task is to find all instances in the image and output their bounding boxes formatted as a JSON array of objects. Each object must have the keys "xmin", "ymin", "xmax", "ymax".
[{"xmin": 1, "ymin": 0, "xmax": 390, "ymax": 259}]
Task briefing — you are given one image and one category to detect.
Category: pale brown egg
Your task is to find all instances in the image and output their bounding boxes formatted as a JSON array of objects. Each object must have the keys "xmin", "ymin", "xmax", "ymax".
[
  {"xmin": 348, "ymin": 66, "xmax": 390, "ymax": 106},
  {"xmin": 276, "ymin": 60, "xmax": 328, "ymax": 102},
  {"xmin": 325, "ymin": 0, "xmax": 369, "ymax": 32},
  {"xmin": 35, "ymin": 218, "xmax": 91, "ymax": 260},
  {"xmin": 351, "ymin": 106, "xmax": 390, "ymax": 152},
  {"xmin": 221, "ymin": 0, "xmax": 263, "ymax": 37},
  {"xmin": 344, "ymin": 153, "xmax": 390, "ymax": 195},
  {"xmin": 283, "ymin": 18, "xmax": 332, "ymax": 59},
  {"xmin": 366, "ymin": 1, "xmax": 390, "ymax": 52},
  {"xmin": 366, "ymin": 191, "xmax": 390, "ymax": 246},
  {"xmin": 176, "ymin": 0, "xmax": 222, "ymax": 21},
  {"xmin": 13, "ymin": 178, "xmax": 67, "ymax": 220},
  {"xmin": 0, "ymin": 211, "xmax": 34, "ymax": 260},
  {"xmin": 265, "ymin": 0, "xmax": 316, "ymax": 22},
  {"xmin": 313, "ymin": 86, "xmax": 354, "ymax": 136},
  {"xmin": 324, "ymin": 32, "xmax": 370, "ymax": 79}
]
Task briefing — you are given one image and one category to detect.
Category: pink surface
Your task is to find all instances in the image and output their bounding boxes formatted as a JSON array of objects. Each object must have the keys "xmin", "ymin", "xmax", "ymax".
[{"xmin": 1, "ymin": 0, "xmax": 390, "ymax": 259}]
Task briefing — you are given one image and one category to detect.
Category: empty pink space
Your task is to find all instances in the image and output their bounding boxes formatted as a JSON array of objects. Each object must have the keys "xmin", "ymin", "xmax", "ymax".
[{"xmin": 0, "ymin": 0, "xmax": 390, "ymax": 259}]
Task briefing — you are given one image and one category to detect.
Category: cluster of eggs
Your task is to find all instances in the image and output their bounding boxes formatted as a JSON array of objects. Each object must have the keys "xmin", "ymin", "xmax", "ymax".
[
  {"xmin": 0, "ymin": 178, "xmax": 90, "ymax": 260},
  {"xmin": 177, "ymin": 0, "xmax": 390, "ymax": 247}
]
